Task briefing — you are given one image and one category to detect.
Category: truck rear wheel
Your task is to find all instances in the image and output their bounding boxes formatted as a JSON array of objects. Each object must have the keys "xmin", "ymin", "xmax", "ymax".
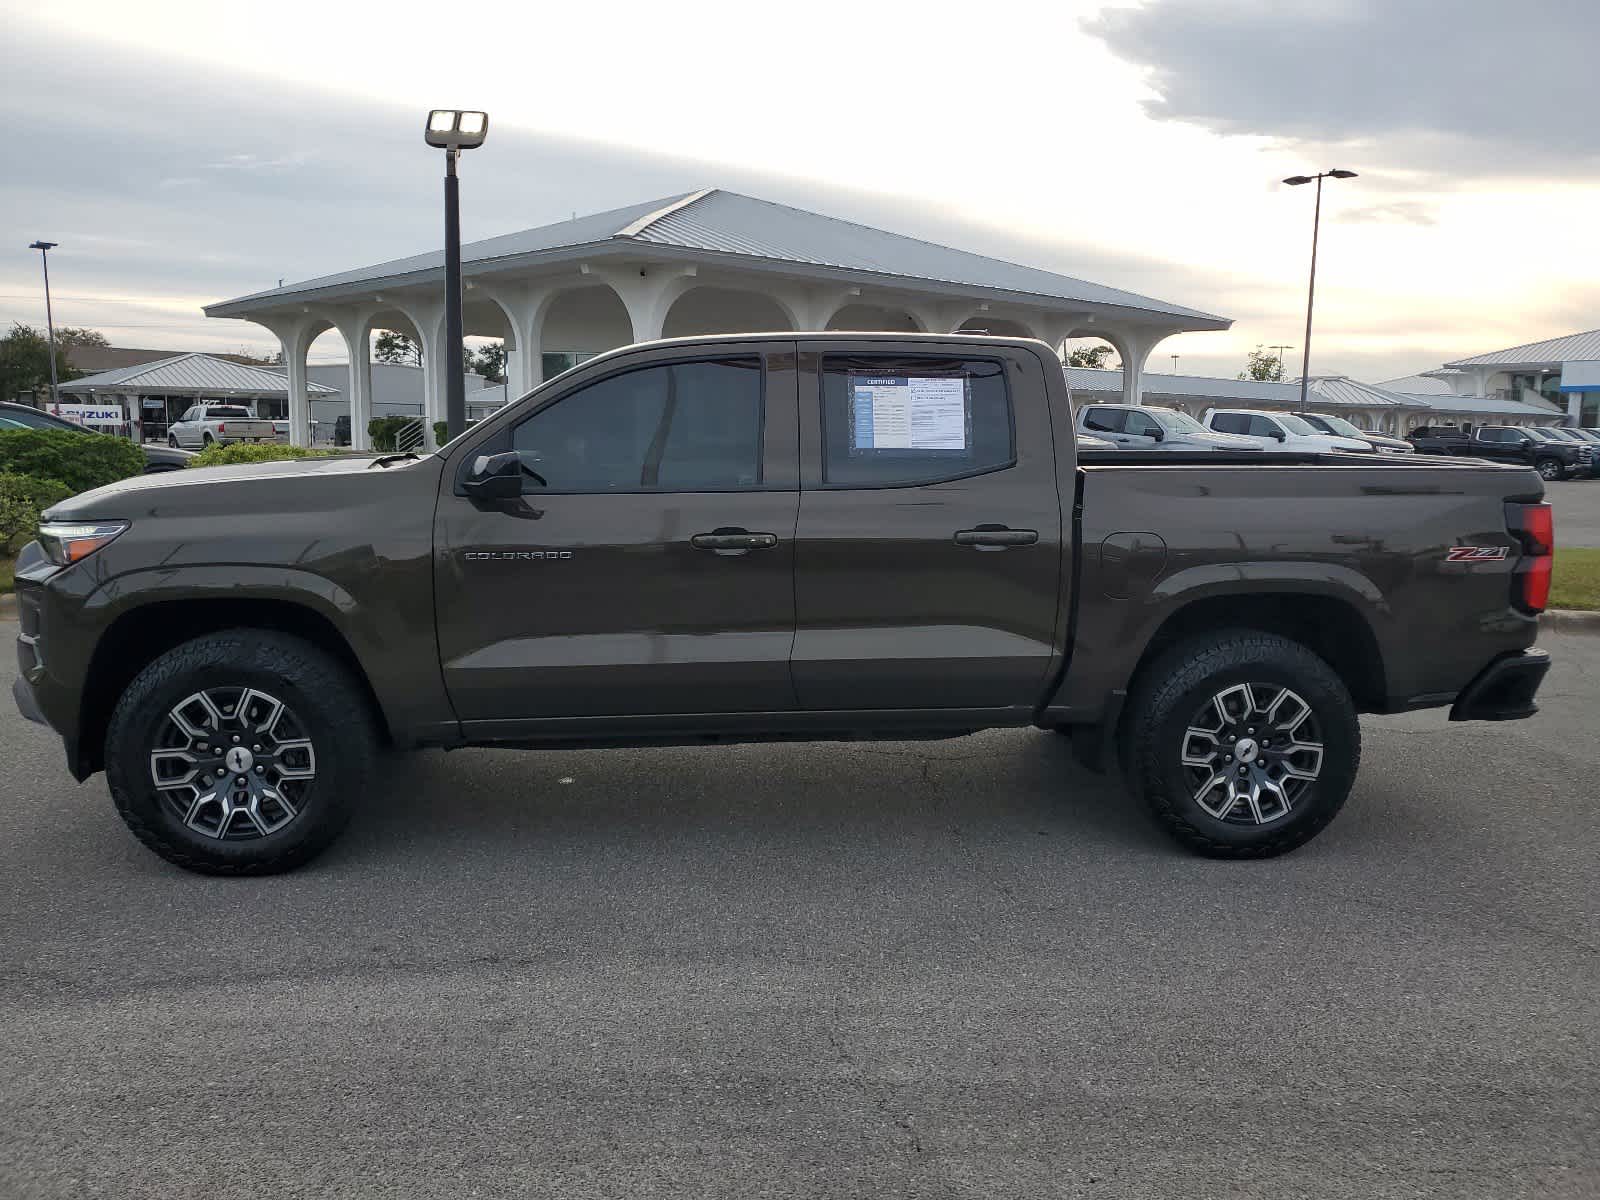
[
  {"xmin": 1122, "ymin": 630, "xmax": 1360, "ymax": 859},
  {"xmin": 104, "ymin": 630, "xmax": 376, "ymax": 875}
]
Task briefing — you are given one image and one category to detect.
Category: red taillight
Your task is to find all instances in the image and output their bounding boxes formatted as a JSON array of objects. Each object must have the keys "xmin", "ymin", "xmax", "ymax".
[
  {"xmin": 1506, "ymin": 501, "xmax": 1555, "ymax": 613},
  {"xmin": 217, "ymin": 423, "xmax": 226, "ymax": 434}
]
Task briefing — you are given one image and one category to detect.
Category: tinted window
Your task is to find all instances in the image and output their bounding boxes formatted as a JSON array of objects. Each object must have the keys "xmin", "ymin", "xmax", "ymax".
[
  {"xmin": 204, "ymin": 406, "xmax": 254, "ymax": 418},
  {"xmin": 820, "ymin": 356, "xmax": 1012, "ymax": 487},
  {"xmin": 1124, "ymin": 411, "xmax": 1161, "ymax": 438},
  {"xmin": 1082, "ymin": 407, "xmax": 1124, "ymax": 434},
  {"xmin": 0, "ymin": 406, "xmax": 70, "ymax": 430},
  {"xmin": 511, "ymin": 358, "xmax": 762, "ymax": 492},
  {"xmin": 180, "ymin": 407, "xmax": 197, "ymax": 422},
  {"xmin": 1247, "ymin": 416, "xmax": 1282, "ymax": 438},
  {"xmin": 1210, "ymin": 413, "xmax": 1248, "ymax": 434}
]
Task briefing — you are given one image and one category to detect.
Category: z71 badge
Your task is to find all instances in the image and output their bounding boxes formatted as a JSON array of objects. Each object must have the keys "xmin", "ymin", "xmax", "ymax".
[{"xmin": 1444, "ymin": 546, "xmax": 1509, "ymax": 562}]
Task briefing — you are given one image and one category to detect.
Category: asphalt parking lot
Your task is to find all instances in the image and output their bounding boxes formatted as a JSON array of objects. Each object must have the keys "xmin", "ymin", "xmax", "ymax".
[
  {"xmin": 1549, "ymin": 474, "xmax": 1600, "ymax": 548},
  {"xmin": 2, "ymin": 627, "xmax": 1596, "ymax": 1199}
]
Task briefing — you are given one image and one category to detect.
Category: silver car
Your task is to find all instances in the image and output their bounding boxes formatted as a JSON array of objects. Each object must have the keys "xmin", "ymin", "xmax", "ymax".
[{"xmin": 1076, "ymin": 403, "xmax": 1262, "ymax": 451}]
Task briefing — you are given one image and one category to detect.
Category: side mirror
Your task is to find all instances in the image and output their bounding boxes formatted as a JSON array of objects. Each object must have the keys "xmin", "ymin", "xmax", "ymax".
[
  {"xmin": 1271, "ymin": 429, "xmax": 1286, "ymax": 442},
  {"xmin": 463, "ymin": 451, "xmax": 523, "ymax": 501},
  {"xmin": 1149, "ymin": 427, "xmax": 1165, "ymax": 442}
]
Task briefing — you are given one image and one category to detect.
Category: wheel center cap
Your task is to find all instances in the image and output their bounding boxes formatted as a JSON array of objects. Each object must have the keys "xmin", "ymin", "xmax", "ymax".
[
  {"xmin": 1234, "ymin": 737, "xmax": 1260, "ymax": 764},
  {"xmin": 225, "ymin": 746, "xmax": 255, "ymax": 773}
]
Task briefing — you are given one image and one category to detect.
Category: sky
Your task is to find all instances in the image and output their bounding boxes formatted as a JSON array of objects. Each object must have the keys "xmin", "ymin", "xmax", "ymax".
[{"xmin": 2, "ymin": 0, "xmax": 1596, "ymax": 381}]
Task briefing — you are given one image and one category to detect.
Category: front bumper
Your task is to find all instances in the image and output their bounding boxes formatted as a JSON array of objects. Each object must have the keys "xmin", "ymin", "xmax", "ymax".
[
  {"xmin": 12, "ymin": 672, "xmax": 46, "ymax": 725},
  {"xmin": 1449, "ymin": 649, "xmax": 1551, "ymax": 721}
]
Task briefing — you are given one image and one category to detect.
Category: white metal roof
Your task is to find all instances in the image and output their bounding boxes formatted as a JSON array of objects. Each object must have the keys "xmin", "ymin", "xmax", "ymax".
[
  {"xmin": 1067, "ymin": 368, "xmax": 1430, "ymax": 409},
  {"xmin": 1443, "ymin": 328, "xmax": 1600, "ymax": 369},
  {"xmin": 208, "ymin": 188, "xmax": 1228, "ymax": 327},
  {"xmin": 1377, "ymin": 373, "xmax": 1453, "ymax": 395},
  {"xmin": 1301, "ymin": 376, "xmax": 1432, "ymax": 410},
  {"xmin": 1067, "ymin": 367, "xmax": 1306, "ymax": 405},
  {"xmin": 60, "ymin": 353, "xmax": 336, "ymax": 396},
  {"xmin": 1399, "ymin": 392, "xmax": 1566, "ymax": 419}
]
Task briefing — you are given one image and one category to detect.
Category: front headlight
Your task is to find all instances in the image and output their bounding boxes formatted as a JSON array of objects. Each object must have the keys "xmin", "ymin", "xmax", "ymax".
[{"xmin": 35, "ymin": 521, "xmax": 129, "ymax": 567}]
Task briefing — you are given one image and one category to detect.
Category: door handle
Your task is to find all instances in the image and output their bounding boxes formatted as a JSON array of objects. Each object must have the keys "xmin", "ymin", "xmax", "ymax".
[
  {"xmin": 954, "ymin": 525, "xmax": 1039, "ymax": 550},
  {"xmin": 691, "ymin": 528, "xmax": 779, "ymax": 556}
]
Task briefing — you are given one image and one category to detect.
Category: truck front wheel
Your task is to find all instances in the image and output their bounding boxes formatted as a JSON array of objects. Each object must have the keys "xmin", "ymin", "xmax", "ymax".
[
  {"xmin": 104, "ymin": 630, "xmax": 377, "ymax": 875},
  {"xmin": 1122, "ymin": 630, "xmax": 1360, "ymax": 859},
  {"xmin": 1535, "ymin": 457, "xmax": 1564, "ymax": 482}
]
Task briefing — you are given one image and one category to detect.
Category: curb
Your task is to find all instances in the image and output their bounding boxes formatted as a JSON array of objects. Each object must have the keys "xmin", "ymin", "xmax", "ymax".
[{"xmin": 1541, "ymin": 608, "xmax": 1600, "ymax": 635}]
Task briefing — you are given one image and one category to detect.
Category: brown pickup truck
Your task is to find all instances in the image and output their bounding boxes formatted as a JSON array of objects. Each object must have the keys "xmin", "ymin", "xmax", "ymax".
[{"xmin": 11, "ymin": 333, "xmax": 1554, "ymax": 874}]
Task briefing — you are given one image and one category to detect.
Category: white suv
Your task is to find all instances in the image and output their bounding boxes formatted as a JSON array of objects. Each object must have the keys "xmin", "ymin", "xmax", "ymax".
[
  {"xmin": 1077, "ymin": 403, "xmax": 1261, "ymax": 451},
  {"xmin": 1203, "ymin": 408, "xmax": 1373, "ymax": 453}
]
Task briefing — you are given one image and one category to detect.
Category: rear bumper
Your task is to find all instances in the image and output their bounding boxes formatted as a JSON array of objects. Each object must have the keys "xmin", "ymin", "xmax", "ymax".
[{"xmin": 1449, "ymin": 649, "xmax": 1551, "ymax": 722}]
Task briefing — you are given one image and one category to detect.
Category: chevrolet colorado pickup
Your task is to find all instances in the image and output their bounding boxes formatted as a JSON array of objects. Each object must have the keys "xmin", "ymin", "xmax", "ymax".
[{"xmin": 11, "ymin": 334, "xmax": 1554, "ymax": 874}]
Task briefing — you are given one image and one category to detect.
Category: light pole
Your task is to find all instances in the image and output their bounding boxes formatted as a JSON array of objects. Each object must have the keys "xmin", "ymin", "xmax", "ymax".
[
  {"xmin": 1270, "ymin": 343, "xmax": 1294, "ymax": 383},
  {"xmin": 424, "ymin": 110, "xmax": 489, "ymax": 444},
  {"xmin": 28, "ymin": 240, "xmax": 60, "ymax": 409},
  {"xmin": 1282, "ymin": 169, "xmax": 1356, "ymax": 411}
]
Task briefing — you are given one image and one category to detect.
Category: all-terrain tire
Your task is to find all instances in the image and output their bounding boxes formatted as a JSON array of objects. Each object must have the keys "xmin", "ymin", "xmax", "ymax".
[
  {"xmin": 105, "ymin": 630, "xmax": 377, "ymax": 875},
  {"xmin": 1122, "ymin": 629, "xmax": 1360, "ymax": 859}
]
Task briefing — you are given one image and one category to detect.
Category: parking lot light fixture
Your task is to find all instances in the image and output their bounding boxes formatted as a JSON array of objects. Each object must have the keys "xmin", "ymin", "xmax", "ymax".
[
  {"xmin": 28, "ymin": 240, "xmax": 61, "ymax": 408},
  {"xmin": 1283, "ymin": 169, "xmax": 1358, "ymax": 412},
  {"xmin": 424, "ymin": 110, "xmax": 489, "ymax": 443}
]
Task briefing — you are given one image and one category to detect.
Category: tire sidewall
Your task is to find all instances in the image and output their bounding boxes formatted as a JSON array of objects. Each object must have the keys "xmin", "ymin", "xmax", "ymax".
[
  {"xmin": 1141, "ymin": 640, "xmax": 1359, "ymax": 854},
  {"xmin": 106, "ymin": 634, "xmax": 365, "ymax": 872}
]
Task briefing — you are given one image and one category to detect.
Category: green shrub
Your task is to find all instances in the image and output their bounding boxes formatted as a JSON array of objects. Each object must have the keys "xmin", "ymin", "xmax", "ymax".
[
  {"xmin": 185, "ymin": 442, "xmax": 339, "ymax": 469},
  {"xmin": 368, "ymin": 416, "xmax": 408, "ymax": 451},
  {"xmin": 0, "ymin": 472, "xmax": 73, "ymax": 554},
  {"xmin": 433, "ymin": 420, "xmax": 449, "ymax": 447},
  {"xmin": 0, "ymin": 428, "xmax": 144, "ymax": 494}
]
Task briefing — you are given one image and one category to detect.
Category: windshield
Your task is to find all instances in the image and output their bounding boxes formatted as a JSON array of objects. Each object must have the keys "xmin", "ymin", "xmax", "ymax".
[
  {"xmin": 1312, "ymin": 414, "xmax": 1368, "ymax": 438},
  {"xmin": 1525, "ymin": 428, "xmax": 1560, "ymax": 441},
  {"xmin": 1275, "ymin": 413, "xmax": 1318, "ymax": 435},
  {"xmin": 1150, "ymin": 409, "xmax": 1209, "ymax": 434}
]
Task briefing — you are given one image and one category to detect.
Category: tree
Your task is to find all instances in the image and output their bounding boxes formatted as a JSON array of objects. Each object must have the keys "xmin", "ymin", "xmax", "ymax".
[
  {"xmin": 1239, "ymin": 346, "xmax": 1285, "ymax": 382},
  {"xmin": 0, "ymin": 323, "xmax": 76, "ymax": 402},
  {"xmin": 374, "ymin": 329, "xmax": 422, "ymax": 366},
  {"xmin": 56, "ymin": 327, "xmax": 108, "ymax": 351},
  {"xmin": 1066, "ymin": 344, "xmax": 1116, "ymax": 370},
  {"xmin": 469, "ymin": 341, "xmax": 506, "ymax": 383}
]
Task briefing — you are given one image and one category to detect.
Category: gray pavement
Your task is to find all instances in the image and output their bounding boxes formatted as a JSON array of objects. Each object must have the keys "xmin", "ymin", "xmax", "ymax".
[
  {"xmin": 2, "ymin": 628, "xmax": 1597, "ymax": 1199},
  {"xmin": 1548, "ymin": 476, "xmax": 1600, "ymax": 548}
]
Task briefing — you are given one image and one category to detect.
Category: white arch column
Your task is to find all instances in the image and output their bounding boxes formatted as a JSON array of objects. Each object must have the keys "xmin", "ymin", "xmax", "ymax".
[
  {"xmin": 393, "ymin": 299, "xmax": 446, "ymax": 451},
  {"xmin": 476, "ymin": 281, "xmax": 562, "ymax": 395},
  {"xmin": 253, "ymin": 314, "xmax": 325, "ymax": 447},
  {"xmin": 1096, "ymin": 327, "xmax": 1172, "ymax": 406},
  {"xmin": 580, "ymin": 263, "xmax": 699, "ymax": 344},
  {"xmin": 328, "ymin": 307, "xmax": 379, "ymax": 452}
]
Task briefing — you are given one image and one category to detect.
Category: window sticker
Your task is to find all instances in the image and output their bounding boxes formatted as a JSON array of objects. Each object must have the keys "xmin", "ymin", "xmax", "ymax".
[{"xmin": 848, "ymin": 374, "xmax": 969, "ymax": 452}]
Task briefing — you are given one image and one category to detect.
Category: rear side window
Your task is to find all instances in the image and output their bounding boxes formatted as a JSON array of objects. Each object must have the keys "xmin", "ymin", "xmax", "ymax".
[
  {"xmin": 1210, "ymin": 412, "xmax": 1248, "ymax": 435},
  {"xmin": 819, "ymin": 356, "xmax": 1012, "ymax": 487},
  {"xmin": 1082, "ymin": 407, "xmax": 1124, "ymax": 434},
  {"xmin": 511, "ymin": 357, "xmax": 763, "ymax": 492}
]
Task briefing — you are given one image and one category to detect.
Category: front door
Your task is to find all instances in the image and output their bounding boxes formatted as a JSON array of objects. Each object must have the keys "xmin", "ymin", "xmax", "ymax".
[
  {"xmin": 434, "ymin": 345, "xmax": 800, "ymax": 730},
  {"xmin": 790, "ymin": 342, "xmax": 1066, "ymax": 712}
]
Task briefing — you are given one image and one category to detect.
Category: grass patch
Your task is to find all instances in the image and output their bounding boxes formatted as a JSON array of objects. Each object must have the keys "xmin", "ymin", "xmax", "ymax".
[{"xmin": 1550, "ymin": 547, "xmax": 1600, "ymax": 612}]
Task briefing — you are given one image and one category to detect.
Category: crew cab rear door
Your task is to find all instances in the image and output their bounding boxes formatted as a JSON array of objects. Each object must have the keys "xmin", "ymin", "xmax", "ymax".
[{"xmin": 791, "ymin": 341, "xmax": 1065, "ymax": 711}]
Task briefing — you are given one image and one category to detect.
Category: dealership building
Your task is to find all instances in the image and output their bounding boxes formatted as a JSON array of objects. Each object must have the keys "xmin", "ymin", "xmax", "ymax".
[{"xmin": 205, "ymin": 188, "xmax": 1230, "ymax": 450}]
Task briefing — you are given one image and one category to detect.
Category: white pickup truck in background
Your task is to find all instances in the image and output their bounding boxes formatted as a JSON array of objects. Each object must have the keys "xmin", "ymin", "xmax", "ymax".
[{"xmin": 167, "ymin": 403, "xmax": 277, "ymax": 449}]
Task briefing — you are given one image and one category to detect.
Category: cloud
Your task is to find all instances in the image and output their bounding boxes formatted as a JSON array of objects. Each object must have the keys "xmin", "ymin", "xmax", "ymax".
[
  {"xmin": 1083, "ymin": 0, "xmax": 1600, "ymax": 181},
  {"xmin": 1337, "ymin": 201, "xmax": 1437, "ymax": 226}
]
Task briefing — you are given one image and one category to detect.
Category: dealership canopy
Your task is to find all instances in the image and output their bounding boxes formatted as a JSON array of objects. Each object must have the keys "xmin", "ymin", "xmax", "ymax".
[{"xmin": 206, "ymin": 187, "xmax": 1231, "ymax": 450}]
